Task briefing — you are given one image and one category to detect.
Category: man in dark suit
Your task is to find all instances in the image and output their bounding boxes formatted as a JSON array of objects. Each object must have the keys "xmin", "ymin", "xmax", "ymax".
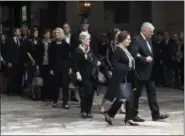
[
  {"xmin": 6, "ymin": 28, "xmax": 24, "ymax": 95},
  {"xmin": 130, "ymin": 22, "xmax": 169, "ymax": 122},
  {"xmin": 63, "ymin": 23, "xmax": 78, "ymax": 102}
]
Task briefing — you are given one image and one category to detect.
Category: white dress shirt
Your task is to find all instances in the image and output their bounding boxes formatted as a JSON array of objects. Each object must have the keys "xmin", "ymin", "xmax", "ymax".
[
  {"xmin": 65, "ymin": 34, "xmax": 71, "ymax": 44},
  {"xmin": 141, "ymin": 32, "xmax": 152, "ymax": 53}
]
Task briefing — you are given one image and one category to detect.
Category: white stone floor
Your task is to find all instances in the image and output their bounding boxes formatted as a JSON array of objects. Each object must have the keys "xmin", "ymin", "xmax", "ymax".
[{"xmin": 1, "ymin": 87, "xmax": 184, "ymax": 135}]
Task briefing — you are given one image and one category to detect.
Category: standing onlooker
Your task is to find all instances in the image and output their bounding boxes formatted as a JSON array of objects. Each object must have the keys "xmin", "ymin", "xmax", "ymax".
[
  {"xmin": 63, "ymin": 23, "xmax": 78, "ymax": 102},
  {"xmin": 153, "ymin": 32, "xmax": 165, "ymax": 87},
  {"xmin": 49, "ymin": 28, "xmax": 71, "ymax": 109},
  {"xmin": 38, "ymin": 29, "xmax": 52, "ymax": 101},
  {"xmin": 6, "ymin": 28, "xmax": 24, "ymax": 95},
  {"xmin": 26, "ymin": 28, "xmax": 41, "ymax": 100}
]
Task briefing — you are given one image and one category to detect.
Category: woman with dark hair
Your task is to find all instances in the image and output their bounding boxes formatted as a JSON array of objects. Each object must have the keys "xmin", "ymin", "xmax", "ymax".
[
  {"xmin": 100, "ymin": 28, "xmax": 124, "ymax": 114},
  {"xmin": 38, "ymin": 29, "xmax": 52, "ymax": 101},
  {"xmin": 26, "ymin": 28, "xmax": 41, "ymax": 100},
  {"xmin": 104, "ymin": 31, "xmax": 139, "ymax": 126}
]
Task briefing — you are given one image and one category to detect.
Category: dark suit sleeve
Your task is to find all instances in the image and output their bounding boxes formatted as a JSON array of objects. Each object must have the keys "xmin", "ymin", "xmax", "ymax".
[
  {"xmin": 48, "ymin": 43, "xmax": 55, "ymax": 71},
  {"xmin": 6, "ymin": 40, "xmax": 13, "ymax": 63},
  {"xmin": 130, "ymin": 38, "xmax": 146, "ymax": 63},
  {"xmin": 73, "ymin": 49, "xmax": 80, "ymax": 73}
]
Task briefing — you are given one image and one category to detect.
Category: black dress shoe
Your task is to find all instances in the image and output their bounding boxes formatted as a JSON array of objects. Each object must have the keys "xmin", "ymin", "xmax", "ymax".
[
  {"xmin": 52, "ymin": 103, "xmax": 57, "ymax": 108},
  {"xmin": 71, "ymin": 97, "xmax": 79, "ymax": 102},
  {"xmin": 125, "ymin": 120, "xmax": 139, "ymax": 126},
  {"xmin": 104, "ymin": 113, "xmax": 112, "ymax": 125},
  {"xmin": 63, "ymin": 104, "xmax": 70, "ymax": 109},
  {"xmin": 132, "ymin": 116, "xmax": 145, "ymax": 122},
  {"xmin": 152, "ymin": 114, "xmax": 169, "ymax": 121},
  {"xmin": 81, "ymin": 112, "xmax": 87, "ymax": 119},
  {"xmin": 87, "ymin": 113, "xmax": 93, "ymax": 118}
]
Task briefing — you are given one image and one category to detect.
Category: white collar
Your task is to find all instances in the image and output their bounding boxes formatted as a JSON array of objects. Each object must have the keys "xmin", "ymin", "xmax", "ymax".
[
  {"xmin": 140, "ymin": 32, "xmax": 146, "ymax": 40},
  {"xmin": 65, "ymin": 33, "xmax": 71, "ymax": 38},
  {"xmin": 79, "ymin": 44, "xmax": 90, "ymax": 53}
]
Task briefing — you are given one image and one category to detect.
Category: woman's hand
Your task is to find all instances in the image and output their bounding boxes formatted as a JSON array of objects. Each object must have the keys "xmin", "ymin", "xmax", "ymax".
[
  {"xmin": 97, "ymin": 61, "xmax": 101, "ymax": 66},
  {"xmin": 76, "ymin": 72, "xmax": 82, "ymax": 81},
  {"xmin": 36, "ymin": 65, "xmax": 39, "ymax": 71}
]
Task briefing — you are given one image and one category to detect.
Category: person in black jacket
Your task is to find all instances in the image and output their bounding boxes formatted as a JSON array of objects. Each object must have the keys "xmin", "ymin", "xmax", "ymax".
[
  {"xmin": 74, "ymin": 32, "xmax": 101, "ymax": 118},
  {"xmin": 6, "ymin": 28, "xmax": 24, "ymax": 95},
  {"xmin": 26, "ymin": 28, "xmax": 41, "ymax": 100},
  {"xmin": 130, "ymin": 22, "xmax": 169, "ymax": 122},
  {"xmin": 38, "ymin": 29, "xmax": 52, "ymax": 101},
  {"xmin": 49, "ymin": 28, "xmax": 71, "ymax": 109},
  {"xmin": 99, "ymin": 28, "xmax": 121, "ymax": 113},
  {"xmin": 104, "ymin": 31, "xmax": 138, "ymax": 126}
]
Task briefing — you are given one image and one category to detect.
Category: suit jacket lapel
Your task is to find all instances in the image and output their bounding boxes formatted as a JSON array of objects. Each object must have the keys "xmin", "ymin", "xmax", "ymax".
[{"xmin": 140, "ymin": 35, "xmax": 153, "ymax": 56}]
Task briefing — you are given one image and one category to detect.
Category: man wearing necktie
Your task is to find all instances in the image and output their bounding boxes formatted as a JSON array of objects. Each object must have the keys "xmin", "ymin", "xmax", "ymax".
[
  {"xmin": 130, "ymin": 22, "xmax": 169, "ymax": 122},
  {"xmin": 6, "ymin": 28, "xmax": 24, "ymax": 96},
  {"xmin": 63, "ymin": 23, "xmax": 79, "ymax": 102}
]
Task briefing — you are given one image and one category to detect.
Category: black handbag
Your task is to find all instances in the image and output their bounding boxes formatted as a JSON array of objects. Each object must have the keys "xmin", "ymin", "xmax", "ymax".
[{"xmin": 117, "ymin": 77, "xmax": 132, "ymax": 101}]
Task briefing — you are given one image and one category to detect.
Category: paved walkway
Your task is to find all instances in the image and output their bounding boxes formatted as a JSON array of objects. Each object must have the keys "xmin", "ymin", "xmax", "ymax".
[{"xmin": 1, "ymin": 87, "xmax": 184, "ymax": 135}]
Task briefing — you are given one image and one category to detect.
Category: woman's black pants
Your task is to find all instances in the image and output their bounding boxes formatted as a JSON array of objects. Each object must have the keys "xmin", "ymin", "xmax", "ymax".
[
  {"xmin": 52, "ymin": 71, "xmax": 69, "ymax": 104},
  {"xmin": 79, "ymin": 79, "xmax": 95, "ymax": 114},
  {"xmin": 107, "ymin": 83, "xmax": 134, "ymax": 122}
]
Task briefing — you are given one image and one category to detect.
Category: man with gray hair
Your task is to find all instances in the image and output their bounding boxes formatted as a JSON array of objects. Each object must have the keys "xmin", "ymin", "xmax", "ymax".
[{"xmin": 130, "ymin": 22, "xmax": 169, "ymax": 122}]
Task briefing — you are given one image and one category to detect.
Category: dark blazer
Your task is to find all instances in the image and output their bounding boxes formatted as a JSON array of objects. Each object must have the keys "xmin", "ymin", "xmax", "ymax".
[
  {"xmin": 73, "ymin": 46, "xmax": 98, "ymax": 81},
  {"xmin": 48, "ymin": 41, "xmax": 71, "ymax": 73},
  {"xmin": 130, "ymin": 34, "xmax": 154, "ymax": 81},
  {"xmin": 105, "ymin": 44, "xmax": 116, "ymax": 71},
  {"xmin": 6, "ymin": 37, "xmax": 23, "ymax": 65},
  {"xmin": 105, "ymin": 46, "xmax": 131, "ymax": 102}
]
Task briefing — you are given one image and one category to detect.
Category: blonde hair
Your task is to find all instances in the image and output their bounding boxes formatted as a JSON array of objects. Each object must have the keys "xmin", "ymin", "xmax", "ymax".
[
  {"xmin": 79, "ymin": 32, "xmax": 91, "ymax": 42},
  {"xmin": 55, "ymin": 27, "xmax": 65, "ymax": 41}
]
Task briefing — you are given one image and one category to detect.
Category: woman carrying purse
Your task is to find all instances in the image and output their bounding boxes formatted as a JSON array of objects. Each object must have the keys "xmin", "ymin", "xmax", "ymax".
[{"xmin": 104, "ymin": 31, "xmax": 139, "ymax": 126}]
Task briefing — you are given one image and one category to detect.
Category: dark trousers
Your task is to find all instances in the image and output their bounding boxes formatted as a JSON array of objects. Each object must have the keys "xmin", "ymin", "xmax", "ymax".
[
  {"xmin": 7, "ymin": 64, "xmax": 23, "ymax": 95},
  {"xmin": 180, "ymin": 61, "xmax": 184, "ymax": 86},
  {"xmin": 79, "ymin": 79, "xmax": 95, "ymax": 113},
  {"xmin": 154, "ymin": 63, "xmax": 165, "ymax": 86},
  {"xmin": 133, "ymin": 80, "xmax": 160, "ymax": 118},
  {"xmin": 164, "ymin": 65, "xmax": 174, "ymax": 87},
  {"xmin": 107, "ymin": 83, "xmax": 134, "ymax": 121},
  {"xmin": 40, "ymin": 65, "xmax": 51, "ymax": 100},
  {"xmin": 52, "ymin": 71, "xmax": 69, "ymax": 104}
]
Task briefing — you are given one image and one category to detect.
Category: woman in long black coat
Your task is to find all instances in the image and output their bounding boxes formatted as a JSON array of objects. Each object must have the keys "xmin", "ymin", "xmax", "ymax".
[
  {"xmin": 73, "ymin": 32, "xmax": 101, "ymax": 118},
  {"xmin": 104, "ymin": 31, "xmax": 139, "ymax": 126}
]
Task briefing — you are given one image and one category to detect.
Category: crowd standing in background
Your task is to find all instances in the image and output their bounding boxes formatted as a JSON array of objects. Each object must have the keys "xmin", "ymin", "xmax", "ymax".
[{"xmin": 0, "ymin": 21, "xmax": 183, "ymax": 126}]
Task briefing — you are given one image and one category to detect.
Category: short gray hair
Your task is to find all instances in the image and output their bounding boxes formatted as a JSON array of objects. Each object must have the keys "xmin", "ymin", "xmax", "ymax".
[
  {"xmin": 141, "ymin": 22, "xmax": 155, "ymax": 32},
  {"xmin": 79, "ymin": 32, "xmax": 91, "ymax": 41}
]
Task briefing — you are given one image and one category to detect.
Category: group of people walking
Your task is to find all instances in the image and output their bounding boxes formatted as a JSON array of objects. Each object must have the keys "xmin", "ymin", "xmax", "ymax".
[{"xmin": 1, "ymin": 20, "xmax": 183, "ymax": 126}]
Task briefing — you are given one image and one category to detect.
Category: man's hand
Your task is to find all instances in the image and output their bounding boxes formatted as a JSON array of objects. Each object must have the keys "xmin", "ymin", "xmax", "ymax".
[
  {"xmin": 49, "ymin": 70, "xmax": 54, "ymax": 75},
  {"xmin": 69, "ymin": 68, "xmax": 72, "ymax": 75},
  {"xmin": 76, "ymin": 72, "xmax": 82, "ymax": 81},
  {"xmin": 97, "ymin": 61, "xmax": 101, "ymax": 66},
  {"xmin": 145, "ymin": 56, "xmax": 153, "ymax": 63},
  {"xmin": 8, "ymin": 62, "xmax": 12, "ymax": 68}
]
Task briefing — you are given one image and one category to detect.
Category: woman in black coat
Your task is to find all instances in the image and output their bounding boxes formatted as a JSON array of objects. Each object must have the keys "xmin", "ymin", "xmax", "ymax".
[
  {"xmin": 49, "ymin": 28, "xmax": 71, "ymax": 109},
  {"xmin": 104, "ymin": 31, "xmax": 139, "ymax": 126},
  {"xmin": 26, "ymin": 28, "xmax": 41, "ymax": 100},
  {"xmin": 74, "ymin": 32, "xmax": 101, "ymax": 118}
]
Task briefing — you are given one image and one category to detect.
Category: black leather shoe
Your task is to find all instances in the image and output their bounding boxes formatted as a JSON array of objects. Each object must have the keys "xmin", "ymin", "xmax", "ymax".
[
  {"xmin": 63, "ymin": 104, "xmax": 70, "ymax": 109},
  {"xmin": 152, "ymin": 114, "xmax": 169, "ymax": 121},
  {"xmin": 104, "ymin": 113, "xmax": 112, "ymax": 125},
  {"xmin": 71, "ymin": 97, "xmax": 79, "ymax": 102},
  {"xmin": 87, "ymin": 113, "xmax": 93, "ymax": 118},
  {"xmin": 132, "ymin": 116, "xmax": 145, "ymax": 122},
  {"xmin": 81, "ymin": 112, "xmax": 87, "ymax": 119},
  {"xmin": 125, "ymin": 120, "xmax": 139, "ymax": 126}
]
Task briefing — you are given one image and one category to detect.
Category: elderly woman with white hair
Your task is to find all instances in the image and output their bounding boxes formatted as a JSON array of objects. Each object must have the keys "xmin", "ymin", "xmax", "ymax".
[
  {"xmin": 49, "ymin": 27, "xmax": 71, "ymax": 109},
  {"xmin": 73, "ymin": 31, "xmax": 101, "ymax": 118}
]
